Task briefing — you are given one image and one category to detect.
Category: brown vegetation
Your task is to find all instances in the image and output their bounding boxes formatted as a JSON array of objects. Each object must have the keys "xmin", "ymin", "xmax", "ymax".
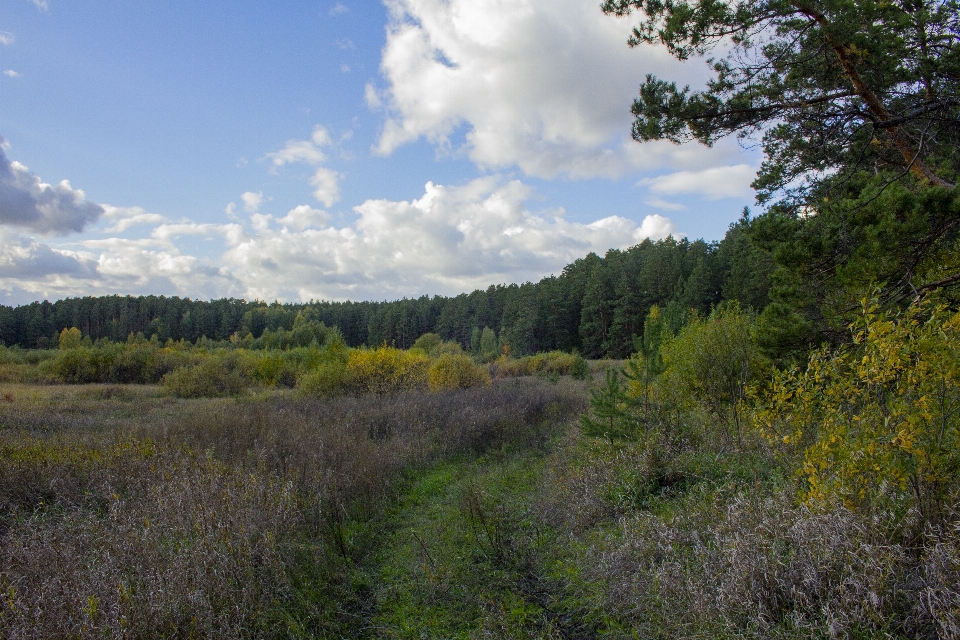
[{"xmin": 0, "ymin": 379, "xmax": 584, "ymax": 638}]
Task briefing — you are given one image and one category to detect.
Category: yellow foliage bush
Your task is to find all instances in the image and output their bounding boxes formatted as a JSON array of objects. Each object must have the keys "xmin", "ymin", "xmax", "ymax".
[
  {"xmin": 755, "ymin": 298, "xmax": 960, "ymax": 527},
  {"xmin": 346, "ymin": 346, "xmax": 430, "ymax": 395},
  {"xmin": 428, "ymin": 353, "xmax": 490, "ymax": 391},
  {"xmin": 489, "ymin": 351, "xmax": 580, "ymax": 378}
]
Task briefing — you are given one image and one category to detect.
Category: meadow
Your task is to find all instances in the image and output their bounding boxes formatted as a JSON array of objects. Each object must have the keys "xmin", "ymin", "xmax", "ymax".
[{"xmin": 1, "ymin": 304, "xmax": 959, "ymax": 638}]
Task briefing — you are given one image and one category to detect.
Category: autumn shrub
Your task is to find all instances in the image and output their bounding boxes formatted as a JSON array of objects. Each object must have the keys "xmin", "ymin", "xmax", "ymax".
[
  {"xmin": 160, "ymin": 353, "xmax": 249, "ymax": 398},
  {"xmin": 489, "ymin": 350, "xmax": 583, "ymax": 379},
  {"xmin": 0, "ymin": 363, "xmax": 55, "ymax": 384},
  {"xmin": 573, "ymin": 489, "xmax": 947, "ymax": 638},
  {"xmin": 0, "ymin": 347, "xmax": 56, "ymax": 383},
  {"xmin": 428, "ymin": 353, "xmax": 490, "ymax": 391},
  {"xmin": 0, "ymin": 345, "xmax": 56, "ymax": 367},
  {"xmin": 43, "ymin": 347, "xmax": 97, "ymax": 383},
  {"xmin": 58, "ymin": 326, "xmax": 83, "ymax": 350},
  {"xmin": 345, "ymin": 346, "xmax": 429, "ymax": 395},
  {"xmin": 248, "ymin": 350, "xmax": 299, "ymax": 387},
  {"xmin": 298, "ymin": 358, "xmax": 353, "ymax": 399},
  {"xmin": 756, "ymin": 298, "xmax": 960, "ymax": 530},
  {"xmin": 110, "ymin": 341, "xmax": 171, "ymax": 383},
  {"xmin": 410, "ymin": 332, "xmax": 443, "ymax": 355},
  {"xmin": 536, "ymin": 420, "xmax": 960, "ymax": 639},
  {"xmin": 38, "ymin": 336, "xmax": 191, "ymax": 385},
  {"xmin": 659, "ymin": 302, "xmax": 767, "ymax": 446}
]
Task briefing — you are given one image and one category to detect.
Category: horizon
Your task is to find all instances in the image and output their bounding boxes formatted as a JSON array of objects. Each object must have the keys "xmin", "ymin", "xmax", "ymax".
[
  {"xmin": 1, "ymin": 232, "xmax": 705, "ymax": 309},
  {"xmin": 0, "ymin": 0, "xmax": 759, "ymax": 307}
]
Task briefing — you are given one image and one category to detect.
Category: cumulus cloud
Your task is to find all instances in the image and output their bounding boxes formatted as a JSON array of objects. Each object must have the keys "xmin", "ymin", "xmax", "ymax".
[
  {"xmin": 265, "ymin": 126, "xmax": 332, "ymax": 168},
  {"xmin": 0, "ymin": 144, "xmax": 104, "ymax": 235},
  {"xmin": 241, "ymin": 205, "xmax": 332, "ymax": 236},
  {"xmin": 0, "ymin": 230, "xmax": 96, "ymax": 279},
  {"xmin": 147, "ymin": 221, "xmax": 245, "ymax": 247},
  {"xmin": 310, "ymin": 168, "xmax": 341, "ymax": 207},
  {"xmin": 638, "ymin": 164, "xmax": 757, "ymax": 200},
  {"xmin": 265, "ymin": 126, "xmax": 342, "ymax": 206},
  {"xmin": 241, "ymin": 191, "xmax": 264, "ymax": 213},
  {"xmin": 3, "ymin": 70, "xmax": 20, "ymax": 78},
  {"xmin": 29, "ymin": 0, "xmax": 49, "ymax": 11},
  {"xmin": 219, "ymin": 177, "xmax": 676, "ymax": 301},
  {"xmin": 278, "ymin": 205, "xmax": 331, "ymax": 231},
  {"xmin": 0, "ymin": 33, "xmax": 14, "ymax": 46},
  {"xmin": 370, "ymin": 0, "xmax": 729, "ymax": 179},
  {"xmin": 329, "ymin": 3, "xmax": 349, "ymax": 15},
  {"xmin": 3, "ymin": 177, "xmax": 679, "ymax": 303},
  {"xmin": 101, "ymin": 205, "xmax": 169, "ymax": 233}
]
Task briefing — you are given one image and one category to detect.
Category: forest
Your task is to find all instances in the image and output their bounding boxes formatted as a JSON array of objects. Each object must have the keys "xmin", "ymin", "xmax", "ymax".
[{"xmin": 0, "ymin": 219, "xmax": 770, "ymax": 359}]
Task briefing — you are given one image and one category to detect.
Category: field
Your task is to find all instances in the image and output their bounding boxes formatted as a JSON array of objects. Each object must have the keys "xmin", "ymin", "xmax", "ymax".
[
  {"xmin": 2, "ymin": 362, "xmax": 959, "ymax": 639},
  {"xmin": 0, "ymin": 378, "xmax": 588, "ymax": 638}
]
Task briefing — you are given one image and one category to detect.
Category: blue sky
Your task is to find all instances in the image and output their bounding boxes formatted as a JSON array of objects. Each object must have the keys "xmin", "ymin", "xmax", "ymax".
[{"xmin": 0, "ymin": 0, "xmax": 760, "ymax": 305}]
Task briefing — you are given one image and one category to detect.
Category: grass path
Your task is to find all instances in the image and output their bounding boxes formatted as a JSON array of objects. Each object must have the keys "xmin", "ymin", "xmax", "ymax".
[{"xmin": 348, "ymin": 448, "xmax": 596, "ymax": 639}]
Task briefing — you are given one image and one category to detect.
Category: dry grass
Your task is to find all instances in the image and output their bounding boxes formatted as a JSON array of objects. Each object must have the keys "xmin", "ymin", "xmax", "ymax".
[
  {"xmin": 9, "ymin": 371, "xmax": 955, "ymax": 638},
  {"xmin": 535, "ymin": 427, "xmax": 960, "ymax": 639},
  {"xmin": 0, "ymin": 378, "xmax": 585, "ymax": 638}
]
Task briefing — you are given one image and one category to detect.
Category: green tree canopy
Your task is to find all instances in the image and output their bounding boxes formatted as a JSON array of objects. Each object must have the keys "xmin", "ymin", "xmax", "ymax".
[{"xmin": 602, "ymin": 0, "xmax": 959, "ymax": 203}]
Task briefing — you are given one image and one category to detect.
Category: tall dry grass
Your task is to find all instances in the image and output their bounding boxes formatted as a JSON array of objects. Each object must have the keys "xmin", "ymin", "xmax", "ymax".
[
  {"xmin": 0, "ymin": 378, "xmax": 585, "ymax": 638},
  {"xmin": 535, "ymin": 428, "xmax": 960, "ymax": 639}
]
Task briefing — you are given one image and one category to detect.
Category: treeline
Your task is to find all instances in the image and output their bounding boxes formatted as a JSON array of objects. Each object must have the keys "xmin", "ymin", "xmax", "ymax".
[{"xmin": 0, "ymin": 217, "xmax": 772, "ymax": 358}]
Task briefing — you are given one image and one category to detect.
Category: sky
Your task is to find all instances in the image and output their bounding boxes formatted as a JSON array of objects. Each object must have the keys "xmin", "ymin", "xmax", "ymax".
[{"xmin": 0, "ymin": 0, "xmax": 761, "ymax": 306}]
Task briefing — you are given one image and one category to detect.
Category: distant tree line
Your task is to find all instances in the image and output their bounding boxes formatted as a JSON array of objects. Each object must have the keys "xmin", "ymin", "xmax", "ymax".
[{"xmin": 0, "ymin": 216, "xmax": 773, "ymax": 358}]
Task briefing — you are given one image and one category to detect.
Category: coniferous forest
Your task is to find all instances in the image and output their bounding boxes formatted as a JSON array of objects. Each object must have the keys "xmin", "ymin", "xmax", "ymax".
[{"xmin": 0, "ymin": 219, "xmax": 771, "ymax": 359}]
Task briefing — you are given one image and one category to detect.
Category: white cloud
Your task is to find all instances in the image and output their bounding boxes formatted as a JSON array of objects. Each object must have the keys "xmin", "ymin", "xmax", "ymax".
[
  {"xmin": 329, "ymin": 3, "xmax": 349, "ymax": 15},
  {"xmin": 3, "ymin": 70, "xmax": 20, "ymax": 78},
  {"xmin": 2, "ymin": 177, "xmax": 678, "ymax": 304},
  {"xmin": 148, "ymin": 221, "xmax": 245, "ymax": 247},
  {"xmin": 645, "ymin": 197, "xmax": 686, "ymax": 212},
  {"xmin": 29, "ymin": 0, "xmax": 49, "ymax": 11},
  {"xmin": 264, "ymin": 126, "xmax": 343, "ymax": 206},
  {"xmin": 241, "ymin": 191, "xmax": 264, "ymax": 213},
  {"xmin": 242, "ymin": 205, "xmax": 332, "ymax": 235},
  {"xmin": 0, "ymin": 228, "xmax": 207, "ymax": 306},
  {"xmin": 80, "ymin": 236, "xmax": 242, "ymax": 300},
  {"xmin": 101, "ymin": 205, "xmax": 169, "ymax": 233},
  {"xmin": 310, "ymin": 168, "xmax": 341, "ymax": 207},
  {"xmin": 219, "ymin": 176, "xmax": 676, "ymax": 301},
  {"xmin": 278, "ymin": 205, "xmax": 331, "ymax": 231},
  {"xmin": 639, "ymin": 164, "xmax": 757, "ymax": 200},
  {"xmin": 371, "ymin": 0, "xmax": 730, "ymax": 179},
  {"xmin": 0, "ymin": 145, "xmax": 104, "ymax": 235},
  {"xmin": 265, "ymin": 128, "xmax": 330, "ymax": 168},
  {"xmin": 0, "ymin": 32, "xmax": 14, "ymax": 46},
  {"xmin": 0, "ymin": 229, "xmax": 96, "ymax": 279}
]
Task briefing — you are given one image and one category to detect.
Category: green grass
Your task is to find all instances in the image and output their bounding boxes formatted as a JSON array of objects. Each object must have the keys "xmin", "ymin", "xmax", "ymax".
[{"xmin": 354, "ymin": 451, "xmax": 587, "ymax": 639}]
